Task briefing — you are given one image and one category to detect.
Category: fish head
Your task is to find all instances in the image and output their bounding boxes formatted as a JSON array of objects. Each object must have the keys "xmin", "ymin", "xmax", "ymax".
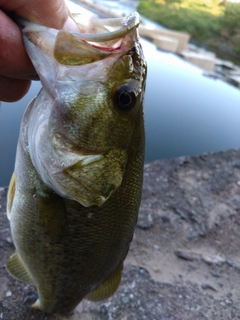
[{"xmin": 22, "ymin": 12, "xmax": 147, "ymax": 206}]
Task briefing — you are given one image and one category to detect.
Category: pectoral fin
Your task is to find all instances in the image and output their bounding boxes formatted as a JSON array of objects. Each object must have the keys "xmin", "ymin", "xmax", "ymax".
[
  {"xmin": 7, "ymin": 172, "xmax": 16, "ymax": 220},
  {"xmin": 36, "ymin": 192, "xmax": 68, "ymax": 239},
  {"xmin": 86, "ymin": 263, "xmax": 123, "ymax": 301},
  {"xmin": 7, "ymin": 252, "xmax": 34, "ymax": 284}
]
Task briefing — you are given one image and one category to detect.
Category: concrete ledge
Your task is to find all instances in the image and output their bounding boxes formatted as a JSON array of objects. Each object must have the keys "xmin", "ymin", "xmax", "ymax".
[
  {"xmin": 180, "ymin": 50, "xmax": 216, "ymax": 71},
  {"xmin": 153, "ymin": 35, "xmax": 179, "ymax": 52},
  {"xmin": 139, "ymin": 26, "xmax": 190, "ymax": 52},
  {"xmin": 228, "ymin": 75, "xmax": 240, "ymax": 88},
  {"xmin": 74, "ymin": 0, "xmax": 121, "ymax": 18}
]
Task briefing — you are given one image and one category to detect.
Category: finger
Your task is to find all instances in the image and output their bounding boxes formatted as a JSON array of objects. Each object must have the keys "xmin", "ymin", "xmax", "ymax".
[
  {"xmin": 0, "ymin": 75, "xmax": 31, "ymax": 102},
  {"xmin": 0, "ymin": 10, "xmax": 38, "ymax": 80},
  {"xmin": 1, "ymin": 0, "xmax": 68, "ymax": 29}
]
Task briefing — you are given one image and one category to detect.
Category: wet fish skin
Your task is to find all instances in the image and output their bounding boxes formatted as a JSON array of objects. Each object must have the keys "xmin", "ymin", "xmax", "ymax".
[{"xmin": 7, "ymin": 10, "xmax": 147, "ymax": 316}]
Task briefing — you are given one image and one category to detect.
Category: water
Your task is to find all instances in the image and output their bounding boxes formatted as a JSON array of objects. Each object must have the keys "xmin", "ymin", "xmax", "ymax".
[
  {"xmin": 1, "ymin": 34, "xmax": 240, "ymax": 187},
  {"xmin": 142, "ymin": 39, "xmax": 240, "ymax": 161},
  {"xmin": 0, "ymin": 82, "xmax": 41, "ymax": 187}
]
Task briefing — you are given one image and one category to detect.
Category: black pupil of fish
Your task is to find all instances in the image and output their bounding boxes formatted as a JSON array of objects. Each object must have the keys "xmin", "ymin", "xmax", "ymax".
[
  {"xmin": 119, "ymin": 92, "xmax": 131, "ymax": 106},
  {"xmin": 114, "ymin": 85, "xmax": 136, "ymax": 111}
]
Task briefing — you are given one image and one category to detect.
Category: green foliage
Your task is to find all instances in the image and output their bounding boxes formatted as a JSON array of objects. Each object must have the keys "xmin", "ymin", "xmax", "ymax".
[
  {"xmin": 230, "ymin": 34, "xmax": 240, "ymax": 54},
  {"xmin": 220, "ymin": 2, "xmax": 240, "ymax": 34},
  {"xmin": 137, "ymin": 0, "xmax": 240, "ymax": 56},
  {"xmin": 138, "ymin": 1, "xmax": 220, "ymax": 40}
]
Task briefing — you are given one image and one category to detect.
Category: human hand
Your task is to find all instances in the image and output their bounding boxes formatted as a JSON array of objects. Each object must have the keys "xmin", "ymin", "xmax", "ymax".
[{"xmin": 0, "ymin": 0, "xmax": 68, "ymax": 102}]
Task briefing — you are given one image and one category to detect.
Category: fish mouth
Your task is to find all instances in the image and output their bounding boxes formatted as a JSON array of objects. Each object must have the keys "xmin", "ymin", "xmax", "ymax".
[
  {"xmin": 53, "ymin": 12, "xmax": 140, "ymax": 65},
  {"xmin": 19, "ymin": 11, "xmax": 140, "ymax": 67}
]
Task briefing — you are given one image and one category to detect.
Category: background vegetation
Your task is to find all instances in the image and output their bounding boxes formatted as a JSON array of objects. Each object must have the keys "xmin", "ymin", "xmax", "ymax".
[{"xmin": 137, "ymin": 0, "xmax": 240, "ymax": 56}]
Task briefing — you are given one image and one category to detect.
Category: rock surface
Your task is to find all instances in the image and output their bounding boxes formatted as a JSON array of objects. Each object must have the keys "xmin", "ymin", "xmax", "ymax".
[{"xmin": 1, "ymin": 149, "xmax": 240, "ymax": 319}]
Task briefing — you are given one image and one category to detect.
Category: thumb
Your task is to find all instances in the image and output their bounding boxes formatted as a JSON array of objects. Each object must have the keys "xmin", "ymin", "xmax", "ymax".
[{"xmin": 1, "ymin": 0, "xmax": 69, "ymax": 29}]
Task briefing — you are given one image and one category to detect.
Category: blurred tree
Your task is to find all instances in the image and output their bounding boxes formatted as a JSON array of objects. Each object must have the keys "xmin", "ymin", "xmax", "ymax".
[{"xmin": 220, "ymin": 2, "xmax": 240, "ymax": 34}]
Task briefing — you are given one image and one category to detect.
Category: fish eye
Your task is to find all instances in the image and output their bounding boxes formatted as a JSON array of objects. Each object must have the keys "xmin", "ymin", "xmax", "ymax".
[{"xmin": 113, "ymin": 84, "xmax": 136, "ymax": 111}]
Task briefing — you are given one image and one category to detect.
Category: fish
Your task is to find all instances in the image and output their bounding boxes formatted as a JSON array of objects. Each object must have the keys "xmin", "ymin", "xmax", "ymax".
[{"xmin": 6, "ymin": 6, "xmax": 147, "ymax": 317}]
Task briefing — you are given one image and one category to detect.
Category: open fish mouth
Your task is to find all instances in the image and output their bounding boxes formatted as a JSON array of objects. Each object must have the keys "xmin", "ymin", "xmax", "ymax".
[
  {"xmin": 19, "ymin": 12, "xmax": 140, "ymax": 53},
  {"xmin": 53, "ymin": 12, "xmax": 140, "ymax": 65},
  {"xmin": 18, "ymin": 11, "xmax": 140, "ymax": 68}
]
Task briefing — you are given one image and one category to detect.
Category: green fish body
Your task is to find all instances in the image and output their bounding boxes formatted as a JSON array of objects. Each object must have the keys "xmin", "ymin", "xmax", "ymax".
[{"xmin": 7, "ymin": 9, "xmax": 147, "ymax": 316}]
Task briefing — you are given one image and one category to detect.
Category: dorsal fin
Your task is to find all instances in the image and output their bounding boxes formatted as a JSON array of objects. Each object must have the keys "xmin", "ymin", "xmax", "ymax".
[{"xmin": 36, "ymin": 192, "xmax": 68, "ymax": 239}]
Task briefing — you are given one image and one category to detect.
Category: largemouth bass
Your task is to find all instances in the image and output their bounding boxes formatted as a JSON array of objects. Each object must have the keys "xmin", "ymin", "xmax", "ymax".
[{"xmin": 7, "ymin": 7, "xmax": 147, "ymax": 316}]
